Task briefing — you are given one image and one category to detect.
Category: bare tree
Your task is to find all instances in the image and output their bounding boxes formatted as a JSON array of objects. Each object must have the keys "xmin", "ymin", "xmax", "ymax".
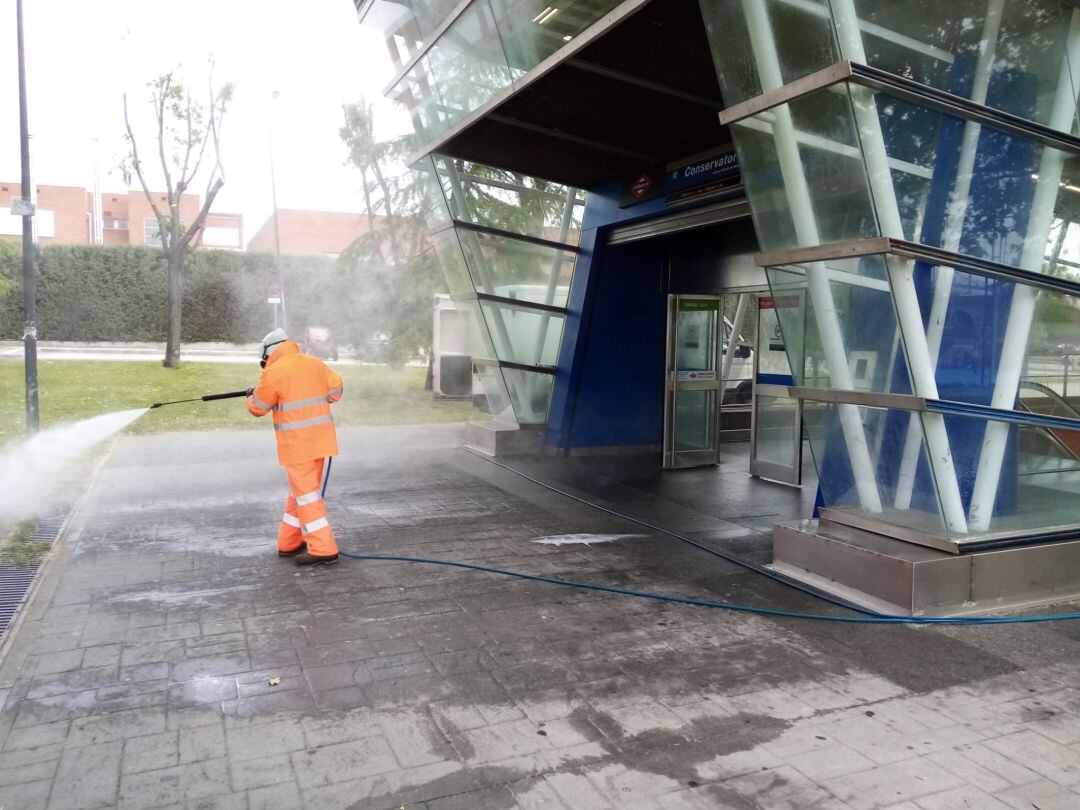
[{"xmin": 123, "ymin": 70, "xmax": 233, "ymax": 368}]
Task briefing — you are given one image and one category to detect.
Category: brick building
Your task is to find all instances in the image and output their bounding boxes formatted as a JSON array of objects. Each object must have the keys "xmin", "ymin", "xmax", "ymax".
[
  {"xmin": 0, "ymin": 182, "xmax": 242, "ymax": 250},
  {"xmin": 247, "ymin": 209, "xmax": 372, "ymax": 257}
]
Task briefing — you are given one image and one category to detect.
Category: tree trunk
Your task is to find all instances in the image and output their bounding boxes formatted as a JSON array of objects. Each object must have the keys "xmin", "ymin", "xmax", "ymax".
[
  {"xmin": 163, "ymin": 250, "xmax": 183, "ymax": 368},
  {"xmin": 424, "ymin": 352, "xmax": 434, "ymax": 391}
]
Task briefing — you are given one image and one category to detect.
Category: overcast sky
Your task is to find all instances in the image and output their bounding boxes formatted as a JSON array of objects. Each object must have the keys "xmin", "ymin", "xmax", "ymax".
[{"xmin": 0, "ymin": 0, "xmax": 406, "ymax": 245}]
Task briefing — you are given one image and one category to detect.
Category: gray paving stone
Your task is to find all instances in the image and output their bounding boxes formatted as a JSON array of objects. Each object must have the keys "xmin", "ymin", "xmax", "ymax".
[
  {"xmin": 2, "ymin": 720, "xmax": 71, "ymax": 751},
  {"xmin": 170, "ymin": 652, "xmax": 251, "ymax": 683},
  {"xmin": 787, "ymin": 743, "xmax": 877, "ymax": 782},
  {"xmin": 247, "ymin": 780, "xmax": 302, "ymax": 810},
  {"xmin": 996, "ymin": 778, "xmax": 1080, "ymax": 810},
  {"xmin": 1, "ymin": 777, "xmax": 52, "ymax": 810},
  {"xmin": 291, "ymin": 735, "xmax": 399, "ymax": 789},
  {"xmin": 168, "ymin": 676, "xmax": 239, "ymax": 707},
  {"xmin": 179, "ymin": 722, "xmax": 226, "ymax": 764},
  {"xmin": 423, "ymin": 784, "xmax": 518, "ymax": 809},
  {"xmin": 0, "ymin": 755, "xmax": 59, "ymax": 788},
  {"xmin": 229, "ymin": 752, "xmax": 295, "ymax": 791},
  {"xmin": 122, "ymin": 730, "xmax": 179, "ymax": 774},
  {"xmin": 49, "ymin": 740, "xmax": 123, "ymax": 809},
  {"xmin": 983, "ymin": 730, "xmax": 1080, "ymax": 786},
  {"xmin": 225, "ymin": 718, "xmax": 305, "ymax": 763},
  {"xmin": 118, "ymin": 758, "xmax": 230, "ymax": 809},
  {"xmin": 67, "ymin": 706, "xmax": 168, "ymax": 748},
  {"xmin": 822, "ymin": 758, "xmax": 966, "ymax": 810},
  {"xmin": 931, "ymin": 746, "xmax": 1036, "ymax": 795},
  {"xmin": 81, "ymin": 644, "xmax": 123, "ymax": 670},
  {"xmin": 913, "ymin": 785, "xmax": 1010, "ymax": 810}
]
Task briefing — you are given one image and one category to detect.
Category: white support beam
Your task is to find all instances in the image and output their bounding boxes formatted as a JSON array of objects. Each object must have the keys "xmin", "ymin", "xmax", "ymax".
[
  {"xmin": 741, "ymin": 0, "xmax": 884, "ymax": 513},
  {"xmin": 894, "ymin": 0, "xmax": 1005, "ymax": 510},
  {"xmin": 831, "ymin": 0, "xmax": 970, "ymax": 535}
]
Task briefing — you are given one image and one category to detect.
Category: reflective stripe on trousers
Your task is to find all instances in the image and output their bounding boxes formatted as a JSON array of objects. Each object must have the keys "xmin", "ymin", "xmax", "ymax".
[{"xmin": 277, "ymin": 458, "xmax": 337, "ymax": 557}]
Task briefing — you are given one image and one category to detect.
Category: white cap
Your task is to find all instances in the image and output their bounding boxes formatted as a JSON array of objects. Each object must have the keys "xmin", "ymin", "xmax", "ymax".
[{"xmin": 261, "ymin": 328, "xmax": 289, "ymax": 356}]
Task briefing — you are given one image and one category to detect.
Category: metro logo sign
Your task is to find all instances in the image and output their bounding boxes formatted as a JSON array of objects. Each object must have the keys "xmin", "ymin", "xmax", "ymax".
[{"xmin": 630, "ymin": 172, "xmax": 654, "ymax": 198}]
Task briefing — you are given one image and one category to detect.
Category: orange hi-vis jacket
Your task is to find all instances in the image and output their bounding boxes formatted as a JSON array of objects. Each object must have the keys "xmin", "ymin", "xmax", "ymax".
[{"xmin": 247, "ymin": 341, "xmax": 343, "ymax": 465}]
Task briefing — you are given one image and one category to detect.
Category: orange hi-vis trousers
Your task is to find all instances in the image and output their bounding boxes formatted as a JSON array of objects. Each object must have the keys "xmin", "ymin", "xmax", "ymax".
[{"xmin": 279, "ymin": 459, "xmax": 338, "ymax": 558}]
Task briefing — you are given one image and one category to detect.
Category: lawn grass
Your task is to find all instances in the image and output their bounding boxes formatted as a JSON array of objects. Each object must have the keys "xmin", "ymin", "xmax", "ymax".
[
  {"xmin": 0, "ymin": 519, "xmax": 47, "ymax": 567},
  {"xmin": 0, "ymin": 360, "xmax": 481, "ymax": 445}
]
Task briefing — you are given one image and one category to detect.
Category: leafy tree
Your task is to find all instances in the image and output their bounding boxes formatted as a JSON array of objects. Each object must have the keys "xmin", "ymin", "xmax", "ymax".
[
  {"xmin": 0, "ymin": 241, "xmax": 16, "ymax": 297},
  {"xmin": 336, "ymin": 100, "xmax": 580, "ymax": 373},
  {"xmin": 336, "ymin": 100, "xmax": 445, "ymax": 368},
  {"xmin": 123, "ymin": 70, "xmax": 233, "ymax": 368}
]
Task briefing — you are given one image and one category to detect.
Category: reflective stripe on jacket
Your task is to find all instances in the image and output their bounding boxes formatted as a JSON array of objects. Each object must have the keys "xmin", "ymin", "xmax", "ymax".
[{"xmin": 247, "ymin": 341, "xmax": 344, "ymax": 465}]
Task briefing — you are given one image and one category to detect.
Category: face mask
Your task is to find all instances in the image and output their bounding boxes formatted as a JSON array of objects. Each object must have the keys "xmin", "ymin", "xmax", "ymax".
[{"xmin": 260, "ymin": 339, "xmax": 285, "ymax": 368}]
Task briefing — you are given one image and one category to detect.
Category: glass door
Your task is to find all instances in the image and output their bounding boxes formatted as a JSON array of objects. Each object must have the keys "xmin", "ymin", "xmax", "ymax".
[
  {"xmin": 750, "ymin": 294, "xmax": 803, "ymax": 485},
  {"xmin": 664, "ymin": 295, "xmax": 722, "ymax": 468}
]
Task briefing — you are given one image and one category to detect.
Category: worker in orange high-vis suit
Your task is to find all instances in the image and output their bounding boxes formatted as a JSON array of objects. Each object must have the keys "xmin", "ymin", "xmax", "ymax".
[{"xmin": 247, "ymin": 329, "xmax": 343, "ymax": 566}]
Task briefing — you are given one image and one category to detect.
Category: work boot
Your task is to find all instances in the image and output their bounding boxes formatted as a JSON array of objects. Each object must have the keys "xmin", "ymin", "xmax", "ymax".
[
  {"xmin": 295, "ymin": 552, "xmax": 339, "ymax": 567},
  {"xmin": 278, "ymin": 542, "xmax": 307, "ymax": 558}
]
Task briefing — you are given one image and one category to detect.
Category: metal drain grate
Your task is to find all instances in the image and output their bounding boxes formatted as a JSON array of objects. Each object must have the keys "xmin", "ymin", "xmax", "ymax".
[
  {"xmin": 0, "ymin": 511, "xmax": 71, "ymax": 646},
  {"xmin": 0, "ymin": 564, "xmax": 41, "ymax": 639},
  {"xmin": 28, "ymin": 516, "xmax": 65, "ymax": 542}
]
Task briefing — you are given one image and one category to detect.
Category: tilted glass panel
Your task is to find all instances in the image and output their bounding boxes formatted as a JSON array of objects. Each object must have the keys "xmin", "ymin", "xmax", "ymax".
[
  {"xmin": 803, "ymin": 400, "xmax": 949, "ymax": 537},
  {"xmin": 729, "ymin": 92, "xmax": 880, "ymax": 252},
  {"xmin": 360, "ymin": 1, "xmax": 425, "ymax": 71},
  {"xmin": 426, "ymin": 1, "xmax": 514, "ymax": 128},
  {"xmin": 754, "ymin": 394, "xmax": 800, "ymax": 465},
  {"xmin": 931, "ymin": 409, "xmax": 1080, "ymax": 537},
  {"xmin": 734, "ymin": 81, "xmax": 1080, "ymax": 281},
  {"xmin": 845, "ymin": 0, "xmax": 1080, "ymax": 133},
  {"xmin": 699, "ymin": 0, "xmax": 839, "ymax": 105},
  {"xmin": 884, "ymin": 256, "xmax": 1080, "ymax": 410},
  {"xmin": 490, "ymin": 0, "xmax": 620, "ymax": 77},
  {"xmin": 408, "ymin": 0, "xmax": 462, "ymax": 39},
  {"xmin": 388, "ymin": 56, "xmax": 450, "ymax": 146},
  {"xmin": 409, "ymin": 158, "xmax": 455, "ymax": 234},
  {"xmin": 457, "ymin": 296, "xmax": 498, "ymax": 360},
  {"xmin": 456, "ymin": 230, "xmax": 575, "ymax": 307},
  {"xmin": 433, "ymin": 157, "xmax": 585, "ymax": 243},
  {"xmin": 474, "ymin": 362, "xmax": 518, "ymax": 424},
  {"xmin": 501, "ymin": 366, "xmax": 555, "ymax": 424},
  {"xmin": 701, "ymin": 0, "xmax": 1080, "ymax": 136},
  {"xmin": 478, "ymin": 300, "xmax": 565, "ymax": 367},
  {"xmin": 431, "ymin": 228, "xmax": 474, "ymax": 296},
  {"xmin": 764, "ymin": 258, "xmax": 912, "ymax": 395}
]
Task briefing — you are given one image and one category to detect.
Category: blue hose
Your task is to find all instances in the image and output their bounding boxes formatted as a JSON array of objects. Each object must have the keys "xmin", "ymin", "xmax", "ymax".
[
  {"xmin": 323, "ymin": 449, "xmax": 1080, "ymax": 625},
  {"xmin": 335, "ymin": 551, "xmax": 1080, "ymax": 625}
]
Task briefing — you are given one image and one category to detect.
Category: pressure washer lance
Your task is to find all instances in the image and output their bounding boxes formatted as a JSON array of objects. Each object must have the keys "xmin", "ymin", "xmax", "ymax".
[{"xmin": 149, "ymin": 389, "xmax": 252, "ymax": 409}]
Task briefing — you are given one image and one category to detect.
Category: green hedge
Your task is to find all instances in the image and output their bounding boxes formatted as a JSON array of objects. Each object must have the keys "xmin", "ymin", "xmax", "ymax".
[{"xmin": 0, "ymin": 244, "xmax": 338, "ymax": 343}]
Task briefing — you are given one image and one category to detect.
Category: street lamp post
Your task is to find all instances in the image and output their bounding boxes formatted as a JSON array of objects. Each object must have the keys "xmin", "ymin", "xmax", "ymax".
[
  {"xmin": 16, "ymin": 0, "xmax": 39, "ymax": 434},
  {"xmin": 268, "ymin": 90, "xmax": 286, "ymax": 331}
]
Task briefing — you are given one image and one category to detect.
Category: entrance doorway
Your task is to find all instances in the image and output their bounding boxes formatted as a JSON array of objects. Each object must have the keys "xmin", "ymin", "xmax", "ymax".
[{"xmin": 663, "ymin": 292, "xmax": 757, "ymax": 468}]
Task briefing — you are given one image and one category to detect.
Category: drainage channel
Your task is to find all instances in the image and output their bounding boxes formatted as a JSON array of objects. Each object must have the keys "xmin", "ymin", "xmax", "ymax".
[{"xmin": 0, "ymin": 512, "xmax": 68, "ymax": 645}]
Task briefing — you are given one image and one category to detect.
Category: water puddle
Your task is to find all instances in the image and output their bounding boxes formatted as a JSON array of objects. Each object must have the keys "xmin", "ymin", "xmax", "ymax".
[{"xmin": 531, "ymin": 533, "xmax": 645, "ymax": 546}]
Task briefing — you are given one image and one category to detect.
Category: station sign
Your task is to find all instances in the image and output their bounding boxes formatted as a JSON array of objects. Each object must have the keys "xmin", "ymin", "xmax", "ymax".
[
  {"xmin": 618, "ymin": 167, "xmax": 665, "ymax": 207},
  {"xmin": 618, "ymin": 147, "xmax": 741, "ymax": 208},
  {"xmin": 665, "ymin": 149, "xmax": 739, "ymax": 195},
  {"xmin": 678, "ymin": 298, "xmax": 720, "ymax": 311},
  {"xmin": 676, "ymin": 370, "xmax": 717, "ymax": 381}
]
